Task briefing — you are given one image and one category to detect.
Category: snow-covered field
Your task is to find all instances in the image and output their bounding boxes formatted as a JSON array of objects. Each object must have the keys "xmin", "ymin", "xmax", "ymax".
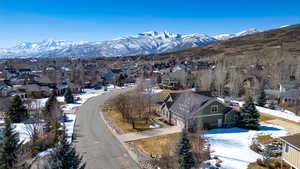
[
  {"xmin": 256, "ymin": 106, "xmax": 300, "ymax": 122},
  {"xmin": 58, "ymin": 89, "xmax": 105, "ymax": 111},
  {"xmin": 205, "ymin": 124, "xmax": 287, "ymax": 169},
  {"xmin": 64, "ymin": 114, "xmax": 76, "ymax": 143},
  {"xmin": 1, "ymin": 84, "xmax": 135, "ymax": 145},
  {"xmin": 12, "ymin": 113, "xmax": 76, "ymax": 144},
  {"xmin": 34, "ymin": 84, "xmax": 134, "ymax": 112},
  {"xmin": 218, "ymin": 98, "xmax": 300, "ymax": 123}
]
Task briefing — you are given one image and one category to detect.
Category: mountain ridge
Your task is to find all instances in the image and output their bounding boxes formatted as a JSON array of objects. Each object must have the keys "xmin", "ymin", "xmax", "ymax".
[
  {"xmin": 135, "ymin": 24, "xmax": 300, "ymax": 64},
  {"xmin": 0, "ymin": 29, "xmax": 259, "ymax": 58}
]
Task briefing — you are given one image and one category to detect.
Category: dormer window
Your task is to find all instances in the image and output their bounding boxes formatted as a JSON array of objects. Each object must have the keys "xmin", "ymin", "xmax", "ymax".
[{"xmin": 211, "ymin": 105, "xmax": 218, "ymax": 113}]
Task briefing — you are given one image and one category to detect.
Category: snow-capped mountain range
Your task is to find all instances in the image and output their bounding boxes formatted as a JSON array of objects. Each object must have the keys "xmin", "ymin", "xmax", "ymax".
[{"xmin": 0, "ymin": 29, "xmax": 259, "ymax": 58}]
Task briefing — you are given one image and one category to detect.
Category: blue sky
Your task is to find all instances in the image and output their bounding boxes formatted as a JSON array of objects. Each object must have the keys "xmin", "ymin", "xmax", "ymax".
[{"xmin": 0, "ymin": 0, "xmax": 299, "ymax": 47}]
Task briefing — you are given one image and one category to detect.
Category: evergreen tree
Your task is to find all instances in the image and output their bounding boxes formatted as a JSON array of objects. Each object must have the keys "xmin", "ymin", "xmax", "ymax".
[
  {"xmin": 43, "ymin": 92, "xmax": 57, "ymax": 117},
  {"xmin": 156, "ymin": 74, "xmax": 162, "ymax": 84},
  {"xmin": 0, "ymin": 119, "xmax": 23, "ymax": 169},
  {"xmin": 176, "ymin": 130, "xmax": 195, "ymax": 169},
  {"xmin": 64, "ymin": 87, "xmax": 74, "ymax": 104},
  {"xmin": 42, "ymin": 92, "xmax": 62, "ymax": 136},
  {"xmin": 238, "ymin": 96, "xmax": 260, "ymax": 130},
  {"xmin": 117, "ymin": 74, "xmax": 125, "ymax": 86},
  {"xmin": 257, "ymin": 81, "xmax": 267, "ymax": 107},
  {"xmin": 7, "ymin": 95, "xmax": 28, "ymax": 123},
  {"xmin": 45, "ymin": 131, "xmax": 85, "ymax": 169}
]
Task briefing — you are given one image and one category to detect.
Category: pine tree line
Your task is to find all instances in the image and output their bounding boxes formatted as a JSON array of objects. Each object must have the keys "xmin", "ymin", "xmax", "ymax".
[{"xmin": 1, "ymin": 92, "xmax": 85, "ymax": 169}]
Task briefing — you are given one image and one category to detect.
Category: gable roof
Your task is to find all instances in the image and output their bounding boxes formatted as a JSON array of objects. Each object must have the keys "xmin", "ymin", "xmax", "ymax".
[
  {"xmin": 152, "ymin": 93, "xmax": 168, "ymax": 104},
  {"xmin": 34, "ymin": 75, "xmax": 53, "ymax": 85},
  {"xmin": 281, "ymin": 134, "xmax": 300, "ymax": 151},
  {"xmin": 169, "ymin": 93, "xmax": 182, "ymax": 101},
  {"xmin": 111, "ymin": 68, "xmax": 123, "ymax": 74},
  {"xmin": 169, "ymin": 92, "xmax": 214, "ymax": 119}
]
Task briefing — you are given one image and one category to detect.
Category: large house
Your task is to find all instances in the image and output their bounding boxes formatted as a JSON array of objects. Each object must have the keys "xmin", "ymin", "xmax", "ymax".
[
  {"xmin": 159, "ymin": 92, "xmax": 239, "ymax": 130},
  {"xmin": 278, "ymin": 80, "xmax": 300, "ymax": 105},
  {"xmin": 101, "ymin": 68, "xmax": 124, "ymax": 84},
  {"xmin": 281, "ymin": 134, "xmax": 300, "ymax": 169}
]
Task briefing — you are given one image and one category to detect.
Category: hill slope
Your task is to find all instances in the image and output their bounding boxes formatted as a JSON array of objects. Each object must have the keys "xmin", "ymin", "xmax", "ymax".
[{"xmin": 138, "ymin": 24, "xmax": 300, "ymax": 65}]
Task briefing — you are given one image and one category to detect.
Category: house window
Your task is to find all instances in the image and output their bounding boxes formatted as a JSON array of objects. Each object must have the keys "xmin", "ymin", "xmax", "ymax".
[
  {"xmin": 211, "ymin": 105, "xmax": 218, "ymax": 113},
  {"xmin": 285, "ymin": 143, "xmax": 289, "ymax": 153}
]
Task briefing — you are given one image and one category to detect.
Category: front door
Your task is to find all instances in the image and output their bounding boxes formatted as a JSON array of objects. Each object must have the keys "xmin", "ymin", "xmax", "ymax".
[{"xmin": 218, "ymin": 119, "xmax": 223, "ymax": 128}]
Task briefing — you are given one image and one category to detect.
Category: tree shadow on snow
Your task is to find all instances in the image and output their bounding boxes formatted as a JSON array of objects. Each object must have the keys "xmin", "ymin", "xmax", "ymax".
[{"xmin": 207, "ymin": 125, "xmax": 281, "ymax": 135}]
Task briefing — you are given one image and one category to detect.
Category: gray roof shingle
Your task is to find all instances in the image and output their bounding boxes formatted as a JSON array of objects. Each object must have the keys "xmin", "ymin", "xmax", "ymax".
[{"xmin": 169, "ymin": 92, "xmax": 213, "ymax": 119}]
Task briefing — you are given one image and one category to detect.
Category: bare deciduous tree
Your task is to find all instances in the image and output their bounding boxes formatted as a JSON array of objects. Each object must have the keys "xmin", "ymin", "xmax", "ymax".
[
  {"xmin": 158, "ymin": 139, "xmax": 177, "ymax": 169},
  {"xmin": 228, "ymin": 69, "xmax": 243, "ymax": 97},
  {"xmin": 190, "ymin": 131, "xmax": 210, "ymax": 167},
  {"xmin": 196, "ymin": 70, "xmax": 214, "ymax": 91},
  {"xmin": 215, "ymin": 63, "xmax": 227, "ymax": 96}
]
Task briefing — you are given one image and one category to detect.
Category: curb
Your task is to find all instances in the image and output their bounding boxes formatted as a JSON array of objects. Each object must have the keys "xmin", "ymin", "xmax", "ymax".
[{"xmin": 98, "ymin": 109, "xmax": 141, "ymax": 165}]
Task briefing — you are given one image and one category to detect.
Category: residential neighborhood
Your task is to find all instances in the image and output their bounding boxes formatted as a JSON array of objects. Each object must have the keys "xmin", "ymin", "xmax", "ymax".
[{"xmin": 0, "ymin": 1, "xmax": 300, "ymax": 169}]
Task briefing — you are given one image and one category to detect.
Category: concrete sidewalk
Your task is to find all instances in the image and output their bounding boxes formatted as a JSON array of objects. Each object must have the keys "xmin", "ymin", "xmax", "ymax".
[
  {"xmin": 266, "ymin": 119, "xmax": 300, "ymax": 135},
  {"xmin": 117, "ymin": 126, "xmax": 181, "ymax": 142}
]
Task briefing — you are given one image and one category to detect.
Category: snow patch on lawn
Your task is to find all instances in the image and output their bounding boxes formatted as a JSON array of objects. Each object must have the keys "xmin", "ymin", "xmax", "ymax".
[
  {"xmin": 36, "ymin": 148, "xmax": 54, "ymax": 158},
  {"xmin": 218, "ymin": 98, "xmax": 300, "ymax": 123},
  {"xmin": 64, "ymin": 114, "xmax": 76, "ymax": 143},
  {"xmin": 12, "ymin": 123, "xmax": 36, "ymax": 143},
  {"xmin": 1, "ymin": 84, "xmax": 135, "ymax": 145},
  {"xmin": 36, "ymin": 84, "xmax": 135, "ymax": 112},
  {"xmin": 256, "ymin": 106, "xmax": 300, "ymax": 122},
  {"xmin": 206, "ymin": 124, "xmax": 287, "ymax": 169},
  {"xmin": 11, "ymin": 114, "xmax": 76, "ymax": 144},
  {"xmin": 145, "ymin": 88, "xmax": 163, "ymax": 94}
]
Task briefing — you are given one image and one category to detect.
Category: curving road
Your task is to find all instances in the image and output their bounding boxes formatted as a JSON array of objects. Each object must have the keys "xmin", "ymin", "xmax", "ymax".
[{"xmin": 74, "ymin": 88, "xmax": 139, "ymax": 169}]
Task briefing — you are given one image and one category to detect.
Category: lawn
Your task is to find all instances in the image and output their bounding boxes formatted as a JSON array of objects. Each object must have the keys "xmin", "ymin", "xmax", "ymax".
[
  {"xmin": 256, "ymin": 134, "xmax": 279, "ymax": 143},
  {"xmin": 206, "ymin": 125, "xmax": 287, "ymax": 169},
  {"xmin": 259, "ymin": 112, "xmax": 300, "ymax": 127},
  {"xmin": 259, "ymin": 113, "xmax": 277, "ymax": 122},
  {"xmin": 133, "ymin": 133, "xmax": 180, "ymax": 156},
  {"xmin": 133, "ymin": 132, "xmax": 206, "ymax": 156},
  {"xmin": 107, "ymin": 110, "xmax": 156, "ymax": 133},
  {"xmin": 278, "ymin": 103, "xmax": 300, "ymax": 116},
  {"xmin": 159, "ymin": 89, "xmax": 193, "ymax": 94}
]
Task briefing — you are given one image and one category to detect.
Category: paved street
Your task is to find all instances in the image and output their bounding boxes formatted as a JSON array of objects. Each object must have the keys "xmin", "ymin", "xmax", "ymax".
[{"xmin": 74, "ymin": 88, "xmax": 139, "ymax": 169}]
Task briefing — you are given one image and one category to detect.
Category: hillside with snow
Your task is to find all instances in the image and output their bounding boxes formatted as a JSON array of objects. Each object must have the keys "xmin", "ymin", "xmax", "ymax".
[
  {"xmin": 212, "ymin": 28, "xmax": 259, "ymax": 40},
  {"xmin": 0, "ymin": 29, "xmax": 259, "ymax": 58}
]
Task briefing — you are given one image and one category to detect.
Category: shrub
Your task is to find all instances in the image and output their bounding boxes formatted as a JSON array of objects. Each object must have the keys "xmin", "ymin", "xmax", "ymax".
[
  {"xmin": 256, "ymin": 158, "xmax": 265, "ymax": 167},
  {"xmin": 266, "ymin": 162, "xmax": 276, "ymax": 169}
]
